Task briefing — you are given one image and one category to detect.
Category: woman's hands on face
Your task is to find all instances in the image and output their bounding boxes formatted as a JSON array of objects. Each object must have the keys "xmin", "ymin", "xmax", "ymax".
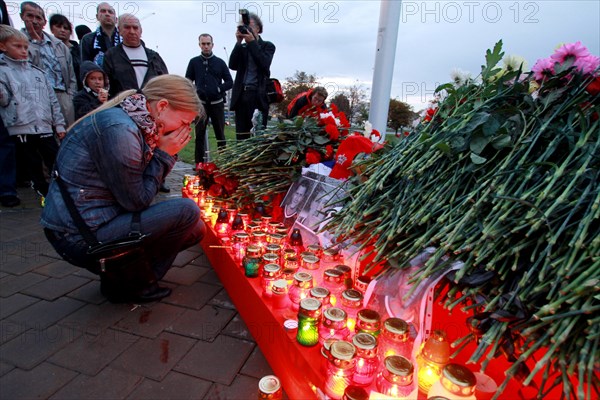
[{"xmin": 157, "ymin": 124, "xmax": 192, "ymax": 156}]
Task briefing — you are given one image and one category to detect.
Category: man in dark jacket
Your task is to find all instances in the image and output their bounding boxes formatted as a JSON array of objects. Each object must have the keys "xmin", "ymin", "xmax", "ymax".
[
  {"xmin": 186, "ymin": 33, "xmax": 233, "ymax": 164},
  {"xmin": 102, "ymin": 13, "xmax": 168, "ymax": 98},
  {"xmin": 79, "ymin": 2, "xmax": 120, "ymax": 66},
  {"xmin": 228, "ymin": 12, "xmax": 275, "ymax": 140},
  {"xmin": 102, "ymin": 13, "xmax": 170, "ymax": 192},
  {"xmin": 73, "ymin": 61, "xmax": 109, "ymax": 120}
]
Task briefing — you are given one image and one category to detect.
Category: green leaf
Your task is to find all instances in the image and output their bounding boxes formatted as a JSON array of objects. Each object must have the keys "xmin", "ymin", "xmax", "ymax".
[
  {"xmin": 482, "ymin": 40, "xmax": 505, "ymax": 80},
  {"xmin": 470, "ymin": 134, "xmax": 490, "ymax": 154},
  {"xmin": 465, "ymin": 112, "xmax": 490, "ymax": 131},
  {"xmin": 435, "ymin": 142, "xmax": 451, "ymax": 154},
  {"xmin": 470, "ymin": 152, "xmax": 487, "ymax": 164},
  {"xmin": 491, "ymin": 134, "xmax": 512, "ymax": 150},
  {"xmin": 435, "ymin": 83, "xmax": 455, "ymax": 94},
  {"xmin": 450, "ymin": 136, "xmax": 468, "ymax": 151},
  {"xmin": 313, "ymin": 135, "xmax": 330, "ymax": 145},
  {"xmin": 278, "ymin": 152, "xmax": 291, "ymax": 161},
  {"xmin": 482, "ymin": 117, "xmax": 501, "ymax": 136}
]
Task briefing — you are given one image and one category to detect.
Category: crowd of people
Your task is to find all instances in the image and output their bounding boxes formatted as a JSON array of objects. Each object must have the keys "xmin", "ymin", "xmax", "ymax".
[{"xmin": 0, "ymin": 1, "xmax": 282, "ymax": 302}]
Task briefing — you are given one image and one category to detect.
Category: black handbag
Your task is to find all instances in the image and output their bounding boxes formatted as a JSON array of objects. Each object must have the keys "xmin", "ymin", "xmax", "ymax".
[{"xmin": 53, "ymin": 170, "xmax": 154, "ymax": 297}]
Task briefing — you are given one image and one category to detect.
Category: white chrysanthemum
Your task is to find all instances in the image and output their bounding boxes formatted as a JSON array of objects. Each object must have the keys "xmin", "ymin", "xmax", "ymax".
[
  {"xmin": 450, "ymin": 68, "xmax": 472, "ymax": 87},
  {"xmin": 503, "ymin": 55, "xmax": 528, "ymax": 72}
]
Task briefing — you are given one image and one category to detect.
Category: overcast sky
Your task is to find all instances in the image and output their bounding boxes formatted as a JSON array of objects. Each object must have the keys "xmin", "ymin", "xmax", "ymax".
[{"xmin": 7, "ymin": 1, "xmax": 600, "ymax": 111}]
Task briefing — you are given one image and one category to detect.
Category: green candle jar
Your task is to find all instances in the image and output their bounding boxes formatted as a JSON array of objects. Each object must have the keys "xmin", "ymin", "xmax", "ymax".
[{"xmin": 297, "ymin": 297, "xmax": 322, "ymax": 347}]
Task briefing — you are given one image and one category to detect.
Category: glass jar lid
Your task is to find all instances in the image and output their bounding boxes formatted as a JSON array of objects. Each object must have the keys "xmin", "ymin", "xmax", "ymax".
[
  {"xmin": 384, "ymin": 355, "xmax": 414, "ymax": 377},
  {"xmin": 441, "ymin": 364, "xmax": 476, "ymax": 395},
  {"xmin": 383, "ymin": 318, "xmax": 409, "ymax": 336},
  {"xmin": 271, "ymin": 279, "xmax": 288, "ymax": 294},
  {"xmin": 246, "ymin": 245, "xmax": 261, "ymax": 255},
  {"xmin": 324, "ymin": 268, "xmax": 343, "ymax": 281},
  {"xmin": 258, "ymin": 375, "xmax": 281, "ymax": 394},
  {"xmin": 310, "ymin": 286, "xmax": 330, "ymax": 299},
  {"xmin": 264, "ymin": 263, "xmax": 281, "ymax": 274},
  {"xmin": 342, "ymin": 289, "xmax": 363, "ymax": 303},
  {"xmin": 330, "ymin": 340, "xmax": 356, "ymax": 361},
  {"xmin": 301, "ymin": 254, "xmax": 320, "ymax": 264},
  {"xmin": 352, "ymin": 332, "xmax": 377, "ymax": 350},
  {"xmin": 262, "ymin": 253, "xmax": 279, "ymax": 263},
  {"xmin": 357, "ymin": 309, "xmax": 381, "ymax": 325},
  {"xmin": 299, "ymin": 297, "xmax": 321, "ymax": 311},
  {"xmin": 323, "ymin": 307, "xmax": 347, "ymax": 322},
  {"xmin": 294, "ymin": 271, "xmax": 313, "ymax": 283},
  {"xmin": 252, "ymin": 231, "xmax": 267, "ymax": 239}
]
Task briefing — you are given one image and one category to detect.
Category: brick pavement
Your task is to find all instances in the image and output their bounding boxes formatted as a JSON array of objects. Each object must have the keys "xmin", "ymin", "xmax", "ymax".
[{"xmin": 0, "ymin": 162, "xmax": 287, "ymax": 400}]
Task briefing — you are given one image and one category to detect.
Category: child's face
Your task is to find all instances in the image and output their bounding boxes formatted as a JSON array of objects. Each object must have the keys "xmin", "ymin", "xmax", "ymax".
[
  {"xmin": 85, "ymin": 71, "xmax": 105, "ymax": 92},
  {"xmin": 0, "ymin": 38, "xmax": 29, "ymax": 60}
]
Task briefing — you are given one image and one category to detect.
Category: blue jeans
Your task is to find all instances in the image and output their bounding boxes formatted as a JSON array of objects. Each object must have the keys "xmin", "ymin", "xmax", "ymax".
[
  {"xmin": 0, "ymin": 115, "xmax": 17, "ymax": 197},
  {"xmin": 45, "ymin": 198, "xmax": 205, "ymax": 279}
]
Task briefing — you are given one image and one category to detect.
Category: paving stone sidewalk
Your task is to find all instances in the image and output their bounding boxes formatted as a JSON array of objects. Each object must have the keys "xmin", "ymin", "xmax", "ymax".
[{"xmin": 0, "ymin": 162, "xmax": 285, "ymax": 400}]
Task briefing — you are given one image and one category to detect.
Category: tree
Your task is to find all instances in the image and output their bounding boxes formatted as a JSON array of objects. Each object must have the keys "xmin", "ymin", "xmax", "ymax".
[
  {"xmin": 275, "ymin": 70, "xmax": 319, "ymax": 116},
  {"xmin": 347, "ymin": 81, "xmax": 367, "ymax": 126},
  {"xmin": 330, "ymin": 93, "xmax": 350, "ymax": 117},
  {"xmin": 388, "ymin": 99, "xmax": 415, "ymax": 133}
]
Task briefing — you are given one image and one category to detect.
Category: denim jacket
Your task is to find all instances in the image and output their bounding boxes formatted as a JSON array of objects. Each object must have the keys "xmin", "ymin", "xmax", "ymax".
[{"xmin": 40, "ymin": 107, "xmax": 176, "ymax": 234}]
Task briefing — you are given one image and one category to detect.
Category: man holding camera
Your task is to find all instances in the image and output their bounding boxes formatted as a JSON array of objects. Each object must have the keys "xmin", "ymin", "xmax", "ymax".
[{"xmin": 228, "ymin": 10, "xmax": 275, "ymax": 140}]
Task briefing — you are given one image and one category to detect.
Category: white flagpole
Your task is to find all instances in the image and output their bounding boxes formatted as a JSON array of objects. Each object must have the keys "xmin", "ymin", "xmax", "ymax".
[{"xmin": 368, "ymin": 0, "xmax": 402, "ymax": 139}]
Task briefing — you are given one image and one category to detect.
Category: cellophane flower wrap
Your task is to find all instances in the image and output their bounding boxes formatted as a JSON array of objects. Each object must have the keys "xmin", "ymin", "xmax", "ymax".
[{"xmin": 327, "ymin": 40, "xmax": 599, "ymax": 399}]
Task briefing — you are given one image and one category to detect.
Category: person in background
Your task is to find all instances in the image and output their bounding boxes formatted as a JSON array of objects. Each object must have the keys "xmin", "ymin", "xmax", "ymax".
[
  {"xmin": 185, "ymin": 33, "xmax": 233, "ymax": 165},
  {"xmin": 0, "ymin": 0, "xmax": 20, "ymax": 207},
  {"xmin": 229, "ymin": 11, "xmax": 275, "ymax": 140},
  {"xmin": 0, "ymin": 25, "xmax": 65, "ymax": 200},
  {"xmin": 41, "ymin": 75, "xmax": 206, "ymax": 303},
  {"xmin": 287, "ymin": 86, "xmax": 328, "ymax": 119},
  {"xmin": 74, "ymin": 24, "xmax": 91, "ymax": 41},
  {"xmin": 20, "ymin": 1, "xmax": 76, "ymax": 126},
  {"xmin": 103, "ymin": 13, "xmax": 170, "ymax": 192},
  {"xmin": 79, "ymin": 2, "xmax": 119, "ymax": 66},
  {"xmin": 49, "ymin": 13, "xmax": 83, "ymax": 90},
  {"xmin": 73, "ymin": 60, "xmax": 109, "ymax": 120}
]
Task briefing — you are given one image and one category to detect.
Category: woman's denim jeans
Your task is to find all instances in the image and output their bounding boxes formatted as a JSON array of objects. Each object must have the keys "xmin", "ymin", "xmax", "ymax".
[{"xmin": 45, "ymin": 198, "xmax": 205, "ymax": 279}]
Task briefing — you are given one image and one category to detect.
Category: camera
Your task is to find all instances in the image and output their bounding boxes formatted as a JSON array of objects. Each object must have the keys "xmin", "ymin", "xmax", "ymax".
[{"xmin": 237, "ymin": 9, "xmax": 251, "ymax": 34}]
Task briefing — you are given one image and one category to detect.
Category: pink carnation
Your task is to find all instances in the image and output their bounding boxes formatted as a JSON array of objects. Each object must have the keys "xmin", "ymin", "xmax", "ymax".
[
  {"xmin": 550, "ymin": 41, "xmax": 593, "ymax": 64},
  {"xmin": 574, "ymin": 55, "xmax": 600, "ymax": 75},
  {"xmin": 532, "ymin": 58, "xmax": 555, "ymax": 81}
]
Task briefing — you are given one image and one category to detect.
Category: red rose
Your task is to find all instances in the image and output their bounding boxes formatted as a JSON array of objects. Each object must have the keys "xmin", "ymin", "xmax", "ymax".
[
  {"xmin": 305, "ymin": 148, "xmax": 322, "ymax": 165},
  {"xmin": 223, "ymin": 177, "xmax": 238, "ymax": 194},
  {"xmin": 208, "ymin": 183, "xmax": 224, "ymax": 197},
  {"xmin": 325, "ymin": 124, "xmax": 340, "ymax": 141},
  {"xmin": 213, "ymin": 173, "xmax": 227, "ymax": 185},
  {"xmin": 204, "ymin": 162, "xmax": 217, "ymax": 174}
]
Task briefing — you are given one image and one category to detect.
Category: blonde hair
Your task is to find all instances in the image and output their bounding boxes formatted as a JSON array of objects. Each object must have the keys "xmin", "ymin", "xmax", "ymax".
[
  {"xmin": 0, "ymin": 25, "xmax": 28, "ymax": 44},
  {"xmin": 70, "ymin": 74, "xmax": 204, "ymax": 129}
]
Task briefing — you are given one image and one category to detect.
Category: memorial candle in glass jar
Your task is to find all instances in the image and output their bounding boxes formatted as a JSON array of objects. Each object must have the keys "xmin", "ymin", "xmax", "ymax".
[
  {"xmin": 288, "ymin": 271, "xmax": 313, "ymax": 310},
  {"xmin": 296, "ymin": 297, "xmax": 322, "ymax": 346},
  {"xmin": 262, "ymin": 263, "xmax": 281, "ymax": 298},
  {"xmin": 376, "ymin": 355, "xmax": 416, "ymax": 397},
  {"xmin": 352, "ymin": 332, "xmax": 379, "ymax": 387},
  {"xmin": 325, "ymin": 340, "xmax": 357, "ymax": 400},
  {"xmin": 319, "ymin": 306, "xmax": 350, "ymax": 345}
]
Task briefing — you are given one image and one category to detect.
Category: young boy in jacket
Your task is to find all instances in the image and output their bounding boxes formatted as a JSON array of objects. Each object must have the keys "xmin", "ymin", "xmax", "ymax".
[
  {"xmin": 73, "ymin": 60, "xmax": 109, "ymax": 120},
  {"xmin": 0, "ymin": 25, "xmax": 66, "ymax": 198}
]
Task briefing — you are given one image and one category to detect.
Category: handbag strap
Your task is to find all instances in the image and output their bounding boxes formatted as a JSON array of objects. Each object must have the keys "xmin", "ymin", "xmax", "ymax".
[{"xmin": 52, "ymin": 170, "xmax": 142, "ymax": 247}]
